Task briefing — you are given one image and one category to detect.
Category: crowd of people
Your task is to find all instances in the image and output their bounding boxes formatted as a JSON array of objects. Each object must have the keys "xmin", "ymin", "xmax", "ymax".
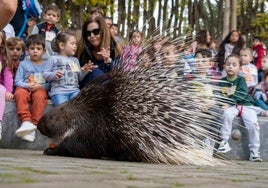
[{"xmin": 1, "ymin": 2, "xmax": 268, "ymax": 162}]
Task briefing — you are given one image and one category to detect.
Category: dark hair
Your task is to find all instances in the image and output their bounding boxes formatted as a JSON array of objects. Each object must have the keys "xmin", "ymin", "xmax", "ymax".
[
  {"xmin": 253, "ymin": 36, "xmax": 262, "ymax": 42},
  {"xmin": 44, "ymin": 3, "xmax": 61, "ymax": 17},
  {"xmin": 216, "ymin": 30, "xmax": 245, "ymax": 71},
  {"xmin": 26, "ymin": 34, "xmax": 45, "ymax": 48},
  {"xmin": 111, "ymin": 23, "xmax": 118, "ymax": 28},
  {"xmin": 76, "ymin": 16, "xmax": 122, "ymax": 60},
  {"xmin": 225, "ymin": 54, "xmax": 242, "ymax": 66},
  {"xmin": 128, "ymin": 30, "xmax": 143, "ymax": 43},
  {"xmin": 196, "ymin": 30, "xmax": 209, "ymax": 45},
  {"xmin": 51, "ymin": 32, "xmax": 75, "ymax": 53},
  {"xmin": 195, "ymin": 48, "xmax": 212, "ymax": 58},
  {"xmin": 264, "ymin": 71, "xmax": 268, "ymax": 80}
]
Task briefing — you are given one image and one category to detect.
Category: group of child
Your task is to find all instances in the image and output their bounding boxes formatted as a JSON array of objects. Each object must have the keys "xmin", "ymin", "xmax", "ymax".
[
  {"xmin": 0, "ymin": 3, "xmax": 267, "ymax": 163},
  {"xmin": 0, "ymin": 4, "xmax": 92, "ymax": 142}
]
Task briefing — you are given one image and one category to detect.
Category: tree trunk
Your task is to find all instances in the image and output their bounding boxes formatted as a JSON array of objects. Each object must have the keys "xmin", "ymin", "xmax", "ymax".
[
  {"xmin": 230, "ymin": 0, "xmax": 237, "ymax": 31},
  {"xmin": 223, "ymin": 0, "xmax": 230, "ymax": 38}
]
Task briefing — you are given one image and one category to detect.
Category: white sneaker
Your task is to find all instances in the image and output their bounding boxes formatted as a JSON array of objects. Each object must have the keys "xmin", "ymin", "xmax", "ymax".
[
  {"xmin": 21, "ymin": 131, "xmax": 36, "ymax": 142},
  {"xmin": 249, "ymin": 151, "xmax": 262, "ymax": 162},
  {"xmin": 15, "ymin": 121, "xmax": 36, "ymax": 138},
  {"xmin": 216, "ymin": 140, "xmax": 231, "ymax": 154}
]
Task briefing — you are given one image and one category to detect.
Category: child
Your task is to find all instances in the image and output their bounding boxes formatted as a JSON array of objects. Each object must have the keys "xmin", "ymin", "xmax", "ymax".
[
  {"xmin": 110, "ymin": 23, "xmax": 123, "ymax": 44},
  {"xmin": 31, "ymin": 4, "xmax": 61, "ymax": 60},
  {"xmin": 209, "ymin": 39, "xmax": 218, "ymax": 57},
  {"xmin": 252, "ymin": 36, "xmax": 266, "ymax": 72},
  {"xmin": 216, "ymin": 30, "xmax": 245, "ymax": 73},
  {"xmin": 216, "ymin": 54, "xmax": 263, "ymax": 162},
  {"xmin": 6, "ymin": 37, "xmax": 25, "ymax": 76},
  {"xmin": 239, "ymin": 48, "xmax": 258, "ymax": 89},
  {"xmin": 43, "ymin": 32, "xmax": 91, "ymax": 106},
  {"xmin": 259, "ymin": 55, "xmax": 268, "ymax": 82},
  {"xmin": 183, "ymin": 45, "xmax": 195, "ymax": 73},
  {"xmin": 253, "ymin": 72, "xmax": 268, "ymax": 110},
  {"xmin": 0, "ymin": 31, "xmax": 14, "ymax": 139},
  {"xmin": 122, "ymin": 30, "xmax": 143, "ymax": 71},
  {"xmin": 159, "ymin": 41, "xmax": 181, "ymax": 78},
  {"xmin": 14, "ymin": 34, "xmax": 49, "ymax": 142},
  {"xmin": 193, "ymin": 48, "xmax": 221, "ymax": 154}
]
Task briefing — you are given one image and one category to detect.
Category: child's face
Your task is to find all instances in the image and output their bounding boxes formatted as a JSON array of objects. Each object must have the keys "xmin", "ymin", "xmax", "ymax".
[
  {"xmin": 43, "ymin": 10, "xmax": 59, "ymax": 25},
  {"xmin": 153, "ymin": 41, "xmax": 162, "ymax": 52},
  {"xmin": 229, "ymin": 31, "xmax": 239, "ymax": 44},
  {"xmin": 261, "ymin": 57, "xmax": 268, "ymax": 71},
  {"xmin": 160, "ymin": 45, "xmax": 177, "ymax": 65},
  {"xmin": 7, "ymin": 45, "xmax": 23, "ymax": 61},
  {"xmin": 240, "ymin": 50, "xmax": 252, "ymax": 65},
  {"xmin": 194, "ymin": 53, "xmax": 211, "ymax": 73},
  {"xmin": 110, "ymin": 25, "xmax": 118, "ymax": 36},
  {"xmin": 253, "ymin": 39, "xmax": 261, "ymax": 47},
  {"xmin": 184, "ymin": 47, "xmax": 192, "ymax": 55},
  {"xmin": 60, "ymin": 36, "xmax": 77, "ymax": 56},
  {"xmin": 27, "ymin": 43, "xmax": 45, "ymax": 61},
  {"xmin": 131, "ymin": 32, "xmax": 142, "ymax": 46},
  {"xmin": 224, "ymin": 56, "xmax": 240, "ymax": 77}
]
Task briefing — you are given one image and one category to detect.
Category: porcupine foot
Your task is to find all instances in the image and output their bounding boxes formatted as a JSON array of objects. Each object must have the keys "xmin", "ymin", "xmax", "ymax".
[{"xmin": 43, "ymin": 147, "xmax": 57, "ymax": 155}]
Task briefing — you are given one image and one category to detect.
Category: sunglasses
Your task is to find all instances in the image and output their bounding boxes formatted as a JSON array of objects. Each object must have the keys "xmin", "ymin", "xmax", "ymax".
[{"xmin": 86, "ymin": 28, "xmax": 101, "ymax": 37}]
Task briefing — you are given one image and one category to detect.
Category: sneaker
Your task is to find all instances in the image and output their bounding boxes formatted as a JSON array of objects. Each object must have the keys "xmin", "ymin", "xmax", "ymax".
[
  {"xmin": 15, "ymin": 121, "xmax": 36, "ymax": 138},
  {"xmin": 216, "ymin": 140, "xmax": 231, "ymax": 154},
  {"xmin": 21, "ymin": 131, "xmax": 36, "ymax": 142},
  {"xmin": 249, "ymin": 151, "xmax": 263, "ymax": 162}
]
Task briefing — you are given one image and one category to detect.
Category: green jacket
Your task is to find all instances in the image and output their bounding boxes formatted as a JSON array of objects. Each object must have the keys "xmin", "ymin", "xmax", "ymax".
[{"xmin": 219, "ymin": 76, "xmax": 254, "ymax": 106}]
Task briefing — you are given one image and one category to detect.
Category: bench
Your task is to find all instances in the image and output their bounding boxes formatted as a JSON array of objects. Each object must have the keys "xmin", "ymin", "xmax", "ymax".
[{"xmin": 1, "ymin": 101, "xmax": 268, "ymax": 161}]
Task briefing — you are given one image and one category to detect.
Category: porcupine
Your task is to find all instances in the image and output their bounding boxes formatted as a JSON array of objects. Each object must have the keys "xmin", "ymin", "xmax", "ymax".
[{"xmin": 37, "ymin": 37, "xmax": 225, "ymax": 165}]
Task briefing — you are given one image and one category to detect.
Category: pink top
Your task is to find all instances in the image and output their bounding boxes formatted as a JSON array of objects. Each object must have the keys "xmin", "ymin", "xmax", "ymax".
[
  {"xmin": 0, "ymin": 55, "xmax": 13, "ymax": 93},
  {"xmin": 122, "ymin": 45, "xmax": 142, "ymax": 71}
]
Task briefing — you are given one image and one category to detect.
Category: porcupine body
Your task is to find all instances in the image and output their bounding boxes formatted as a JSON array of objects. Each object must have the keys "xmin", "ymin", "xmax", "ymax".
[{"xmin": 37, "ymin": 42, "xmax": 224, "ymax": 165}]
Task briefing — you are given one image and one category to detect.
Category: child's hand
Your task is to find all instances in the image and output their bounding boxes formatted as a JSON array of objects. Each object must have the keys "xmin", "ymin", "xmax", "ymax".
[
  {"xmin": 97, "ymin": 47, "xmax": 111, "ymax": 65},
  {"xmin": 5, "ymin": 92, "xmax": 13, "ymax": 101},
  {"xmin": 221, "ymin": 104, "xmax": 230, "ymax": 111},
  {"xmin": 55, "ymin": 71, "xmax": 64, "ymax": 79},
  {"xmin": 28, "ymin": 82, "xmax": 41, "ymax": 92},
  {"xmin": 81, "ymin": 61, "xmax": 98, "ymax": 72}
]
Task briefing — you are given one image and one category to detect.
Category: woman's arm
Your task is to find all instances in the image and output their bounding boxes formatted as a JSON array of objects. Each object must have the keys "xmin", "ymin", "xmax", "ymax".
[{"xmin": 0, "ymin": 0, "xmax": 18, "ymax": 30}]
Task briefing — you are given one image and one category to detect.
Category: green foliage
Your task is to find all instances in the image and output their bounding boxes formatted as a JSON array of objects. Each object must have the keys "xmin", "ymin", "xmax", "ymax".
[{"xmin": 251, "ymin": 13, "xmax": 268, "ymax": 40}]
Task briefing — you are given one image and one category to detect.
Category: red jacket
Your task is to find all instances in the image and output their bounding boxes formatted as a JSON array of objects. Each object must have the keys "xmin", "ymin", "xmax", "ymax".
[{"xmin": 253, "ymin": 44, "xmax": 266, "ymax": 70}]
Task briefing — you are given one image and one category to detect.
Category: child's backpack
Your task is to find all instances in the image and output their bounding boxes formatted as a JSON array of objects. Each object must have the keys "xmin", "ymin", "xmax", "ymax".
[
  {"xmin": 18, "ymin": 0, "xmax": 42, "ymax": 37},
  {"xmin": 22, "ymin": 0, "xmax": 42, "ymax": 19}
]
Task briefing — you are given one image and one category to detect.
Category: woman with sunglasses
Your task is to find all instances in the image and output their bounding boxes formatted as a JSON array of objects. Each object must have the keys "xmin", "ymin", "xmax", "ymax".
[{"xmin": 76, "ymin": 16, "xmax": 122, "ymax": 89}]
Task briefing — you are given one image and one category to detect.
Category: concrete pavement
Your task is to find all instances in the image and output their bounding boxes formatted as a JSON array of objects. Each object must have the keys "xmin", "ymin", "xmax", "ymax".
[{"xmin": 0, "ymin": 149, "xmax": 268, "ymax": 188}]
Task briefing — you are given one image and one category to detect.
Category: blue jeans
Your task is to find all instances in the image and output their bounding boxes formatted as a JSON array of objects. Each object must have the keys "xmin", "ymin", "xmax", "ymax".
[
  {"xmin": 254, "ymin": 99, "xmax": 268, "ymax": 110},
  {"xmin": 51, "ymin": 91, "xmax": 80, "ymax": 106},
  {"xmin": 79, "ymin": 68, "xmax": 104, "ymax": 89}
]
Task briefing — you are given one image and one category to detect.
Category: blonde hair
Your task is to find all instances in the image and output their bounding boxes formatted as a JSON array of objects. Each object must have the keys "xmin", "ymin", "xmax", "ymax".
[{"xmin": 240, "ymin": 47, "xmax": 253, "ymax": 56}]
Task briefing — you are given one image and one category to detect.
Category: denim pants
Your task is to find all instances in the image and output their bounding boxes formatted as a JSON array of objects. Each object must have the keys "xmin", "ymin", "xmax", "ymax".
[{"xmin": 51, "ymin": 91, "xmax": 79, "ymax": 106}]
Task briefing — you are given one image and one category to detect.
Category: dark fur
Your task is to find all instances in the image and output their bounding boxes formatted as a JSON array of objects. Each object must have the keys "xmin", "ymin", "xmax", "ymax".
[{"xmin": 38, "ymin": 62, "xmax": 222, "ymax": 164}]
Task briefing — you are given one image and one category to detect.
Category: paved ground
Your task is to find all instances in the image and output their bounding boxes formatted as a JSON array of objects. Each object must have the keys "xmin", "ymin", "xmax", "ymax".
[{"xmin": 0, "ymin": 149, "xmax": 268, "ymax": 188}]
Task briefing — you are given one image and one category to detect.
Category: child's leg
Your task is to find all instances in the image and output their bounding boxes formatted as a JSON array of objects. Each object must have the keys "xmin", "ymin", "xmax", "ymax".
[
  {"xmin": 51, "ymin": 93, "xmax": 69, "ymax": 106},
  {"xmin": 31, "ymin": 88, "xmax": 48, "ymax": 125},
  {"xmin": 14, "ymin": 87, "xmax": 31, "ymax": 122},
  {"xmin": 241, "ymin": 106, "xmax": 260, "ymax": 154},
  {"xmin": 0, "ymin": 85, "xmax": 6, "ymax": 121},
  {"xmin": 254, "ymin": 99, "xmax": 268, "ymax": 110},
  {"xmin": 220, "ymin": 106, "xmax": 239, "ymax": 141}
]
